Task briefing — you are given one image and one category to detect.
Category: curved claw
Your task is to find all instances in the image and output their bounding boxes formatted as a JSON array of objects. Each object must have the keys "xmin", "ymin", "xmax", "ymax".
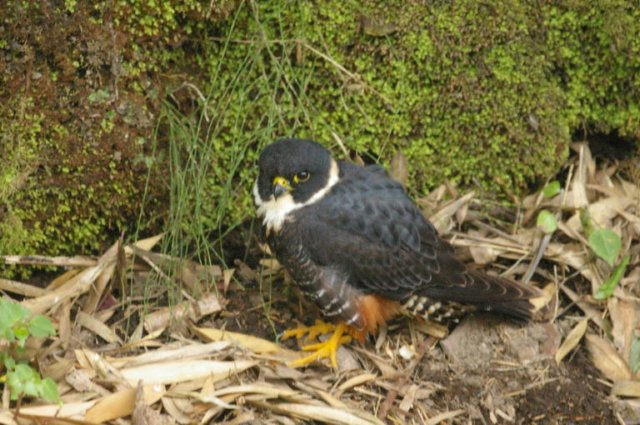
[{"xmin": 283, "ymin": 321, "xmax": 351, "ymax": 368}]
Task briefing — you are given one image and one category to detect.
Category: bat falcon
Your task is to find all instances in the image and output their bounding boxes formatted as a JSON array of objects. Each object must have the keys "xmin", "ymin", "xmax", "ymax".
[{"xmin": 254, "ymin": 138, "xmax": 541, "ymax": 367}]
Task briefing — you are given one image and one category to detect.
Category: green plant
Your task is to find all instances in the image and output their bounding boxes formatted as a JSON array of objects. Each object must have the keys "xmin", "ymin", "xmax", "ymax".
[{"xmin": 0, "ymin": 299, "xmax": 58, "ymax": 403}]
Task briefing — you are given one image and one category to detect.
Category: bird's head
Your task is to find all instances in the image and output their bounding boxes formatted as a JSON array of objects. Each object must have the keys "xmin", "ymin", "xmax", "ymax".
[{"xmin": 254, "ymin": 139, "xmax": 339, "ymax": 226}]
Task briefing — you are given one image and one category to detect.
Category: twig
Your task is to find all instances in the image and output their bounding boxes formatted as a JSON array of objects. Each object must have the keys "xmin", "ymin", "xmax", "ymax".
[{"xmin": 377, "ymin": 339, "xmax": 426, "ymax": 420}]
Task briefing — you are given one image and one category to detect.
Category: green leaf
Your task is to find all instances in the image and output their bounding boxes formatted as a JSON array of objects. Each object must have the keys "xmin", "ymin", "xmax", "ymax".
[
  {"xmin": 3, "ymin": 354, "xmax": 16, "ymax": 370},
  {"xmin": 28, "ymin": 315, "xmax": 56, "ymax": 338},
  {"xmin": 589, "ymin": 228, "xmax": 621, "ymax": 266},
  {"xmin": 594, "ymin": 255, "xmax": 630, "ymax": 300},
  {"xmin": 14, "ymin": 324, "xmax": 29, "ymax": 348},
  {"xmin": 7, "ymin": 363, "xmax": 42, "ymax": 400},
  {"xmin": 630, "ymin": 337, "xmax": 640, "ymax": 374},
  {"xmin": 6, "ymin": 370, "xmax": 25, "ymax": 400},
  {"xmin": 542, "ymin": 180, "xmax": 561, "ymax": 198},
  {"xmin": 536, "ymin": 210, "xmax": 557, "ymax": 234},
  {"xmin": 0, "ymin": 299, "xmax": 30, "ymax": 329},
  {"xmin": 41, "ymin": 378, "xmax": 60, "ymax": 402}
]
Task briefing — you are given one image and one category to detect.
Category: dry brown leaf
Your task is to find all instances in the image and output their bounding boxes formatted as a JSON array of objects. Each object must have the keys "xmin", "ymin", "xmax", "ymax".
[
  {"xmin": 389, "ymin": 151, "xmax": 408, "ymax": 186},
  {"xmin": 84, "ymin": 384, "xmax": 165, "ymax": 423},
  {"xmin": 429, "ymin": 192, "xmax": 475, "ymax": 234},
  {"xmin": 609, "ymin": 298, "xmax": 639, "ymax": 361},
  {"xmin": 399, "ymin": 384, "xmax": 419, "ymax": 412},
  {"xmin": 468, "ymin": 230, "xmax": 499, "ymax": 264},
  {"xmin": 586, "ymin": 334, "xmax": 632, "ymax": 382},
  {"xmin": 555, "ymin": 318, "xmax": 588, "ymax": 364},
  {"xmin": 193, "ymin": 326, "xmax": 281, "ymax": 353},
  {"xmin": 566, "ymin": 196, "xmax": 635, "ymax": 234}
]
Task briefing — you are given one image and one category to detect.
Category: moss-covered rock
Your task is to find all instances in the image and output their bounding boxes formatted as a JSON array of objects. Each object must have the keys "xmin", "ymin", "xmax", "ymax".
[{"xmin": 1, "ymin": 0, "xmax": 638, "ymax": 267}]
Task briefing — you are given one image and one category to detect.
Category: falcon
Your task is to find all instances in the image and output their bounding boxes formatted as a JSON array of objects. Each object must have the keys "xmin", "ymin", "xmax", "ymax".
[{"xmin": 254, "ymin": 138, "xmax": 541, "ymax": 367}]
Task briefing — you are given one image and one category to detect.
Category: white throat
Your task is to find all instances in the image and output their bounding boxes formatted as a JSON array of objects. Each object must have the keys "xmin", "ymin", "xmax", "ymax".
[{"xmin": 254, "ymin": 159, "xmax": 340, "ymax": 233}]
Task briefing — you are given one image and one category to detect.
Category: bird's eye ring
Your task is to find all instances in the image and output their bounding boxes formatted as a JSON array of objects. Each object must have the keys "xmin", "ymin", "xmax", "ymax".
[{"xmin": 293, "ymin": 171, "xmax": 310, "ymax": 184}]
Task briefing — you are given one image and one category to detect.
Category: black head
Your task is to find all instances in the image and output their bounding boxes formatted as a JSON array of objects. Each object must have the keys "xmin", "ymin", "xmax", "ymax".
[{"xmin": 256, "ymin": 138, "xmax": 334, "ymax": 204}]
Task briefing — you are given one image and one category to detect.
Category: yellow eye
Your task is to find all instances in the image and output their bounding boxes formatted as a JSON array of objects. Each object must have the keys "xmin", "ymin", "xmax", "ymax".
[{"xmin": 293, "ymin": 171, "xmax": 310, "ymax": 184}]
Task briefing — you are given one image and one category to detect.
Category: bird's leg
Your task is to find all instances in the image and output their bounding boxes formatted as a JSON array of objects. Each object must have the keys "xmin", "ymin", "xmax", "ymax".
[{"xmin": 281, "ymin": 320, "xmax": 352, "ymax": 368}]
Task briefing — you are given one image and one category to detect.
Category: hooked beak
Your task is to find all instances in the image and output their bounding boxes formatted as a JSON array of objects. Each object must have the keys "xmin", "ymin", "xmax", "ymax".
[{"xmin": 272, "ymin": 176, "xmax": 291, "ymax": 198}]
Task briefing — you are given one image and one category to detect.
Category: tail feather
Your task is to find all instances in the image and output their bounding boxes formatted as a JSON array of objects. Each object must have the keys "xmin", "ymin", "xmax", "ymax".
[
  {"xmin": 415, "ymin": 269, "xmax": 544, "ymax": 323},
  {"xmin": 466, "ymin": 270, "xmax": 541, "ymax": 322}
]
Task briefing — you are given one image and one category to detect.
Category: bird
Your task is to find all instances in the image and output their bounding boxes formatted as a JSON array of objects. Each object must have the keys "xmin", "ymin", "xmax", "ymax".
[{"xmin": 254, "ymin": 138, "xmax": 542, "ymax": 367}]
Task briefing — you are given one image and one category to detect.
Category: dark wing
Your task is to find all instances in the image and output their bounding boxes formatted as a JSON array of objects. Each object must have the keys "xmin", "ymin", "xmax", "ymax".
[{"xmin": 300, "ymin": 166, "xmax": 535, "ymax": 319}]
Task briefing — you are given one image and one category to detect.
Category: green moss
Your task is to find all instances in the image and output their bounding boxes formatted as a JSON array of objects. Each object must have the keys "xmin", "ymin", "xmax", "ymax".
[
  {"xmin": 1, "ymin": 0, "xmax": 639, "ymax": 270},
  {"xmin": 178, "ymin": 0, "xmax": 638, "ymax": 228}
]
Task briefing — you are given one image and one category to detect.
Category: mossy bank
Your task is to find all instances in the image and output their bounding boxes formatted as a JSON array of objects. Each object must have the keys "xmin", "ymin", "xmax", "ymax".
[{"xmin": 1, "ymin": 0, "xmax": 638, "ymax": 271}]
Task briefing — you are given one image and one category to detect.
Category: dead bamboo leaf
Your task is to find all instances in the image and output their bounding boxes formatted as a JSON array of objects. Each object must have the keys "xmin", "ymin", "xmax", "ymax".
[
  {"xmin": 0, "ymin": 278, "xmax": 46, "ymax": 297},
  {"xmin": 82, "ymin": 260, "xmax": 116, "ymax": 315},
  {"xmin": 119, "ymin": 341, "xmax": 231, "ymax": 368},
  {"xmin": 213, "ymin": 384, "xmax": 300, "ymax": 399},
  {"xmin": 425, "ymin": 409, "xmax": 466, "ymax": 425},
  {"xmin": 335, "ymin": 373, "xmax": 377, "ymax": 397},
  {"xmin": 12, "ymin": 401, "xmax": 96, "ymax": 418},
  {"xmin": 22, "ymin": 243, "xmax": 118, "ymax": 315},
  {"xmin": 85, "ymin": 384, "xmax": 165, "ymax": 423},
  {"xmin": 162, "ymin": 396, "xmax": 193, "ymax": 424},
  {"xmin": 120, "ymin": 360, "xmax": 256, "ymax": 386},
  {"xmin": 1, "ymin": 255, "xmax": 97, "ymax": 268},
  {"xmin": 56, "ymin": 300, "xmax": 72, "ymax": 349},
  {"xmin": 223, "ymin": 268, "xmax": 235, "ymax": 294},
  {"xmin": 555, "ymin": 318, "xmax": 588, "ymax": 364},
  {"xmin": 193, "ymin": 326, "xmax": 281, "ymax": 354},
  {"xmin": 586, "ymin": 334, "xmax": 632, "ymax": 382},
  {"xmin": 612, "ymin": 380, "xmax": 640, "ymax": 398},
  {"xmin": 76, "ymin": 311, "xmax": 122, "ymax": 344},
  {"xmin": 252, "ymin": 401, "xmax": 384, "ymax": 425},
  {"xmin": 133, "ymin": 233, "xmax": 165, "ymax": 251},
  {"xmin": 144, "ymin": 294, "xmax": 222, "ymax": 333}
]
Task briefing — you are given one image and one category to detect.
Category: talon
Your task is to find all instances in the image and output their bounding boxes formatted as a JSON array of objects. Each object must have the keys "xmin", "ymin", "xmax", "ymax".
[{"xmin": 282, "ymin": 321, "xmax": 351, "ymax": 368}]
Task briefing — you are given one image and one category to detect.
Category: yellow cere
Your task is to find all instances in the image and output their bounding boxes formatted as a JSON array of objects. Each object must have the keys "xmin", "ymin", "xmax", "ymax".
[{"xmin": 273, "ymin": 176, "xmax": 291, "ymax": 189}]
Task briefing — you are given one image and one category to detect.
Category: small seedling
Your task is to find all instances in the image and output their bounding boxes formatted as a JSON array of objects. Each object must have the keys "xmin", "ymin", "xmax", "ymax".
[
  {"xmin": 536, "ymin": 209, "xmax": 557, "ymax": 234},
  {"xmin": 542, "ymin": 180, "xmax": 561, "ymax": 198},
  {"xmin": 0, "ymin": 299, "xmax": 59, "ymax": 402},
  {"xmin": 593, "ymin": 255, "xmax": 630, "ymax": 300}
]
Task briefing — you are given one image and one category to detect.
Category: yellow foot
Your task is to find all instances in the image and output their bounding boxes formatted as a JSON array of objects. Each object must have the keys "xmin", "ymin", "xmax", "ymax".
[{"xmin": 282, "ymin": 320, "xmax": 352, "ymax": 368}]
